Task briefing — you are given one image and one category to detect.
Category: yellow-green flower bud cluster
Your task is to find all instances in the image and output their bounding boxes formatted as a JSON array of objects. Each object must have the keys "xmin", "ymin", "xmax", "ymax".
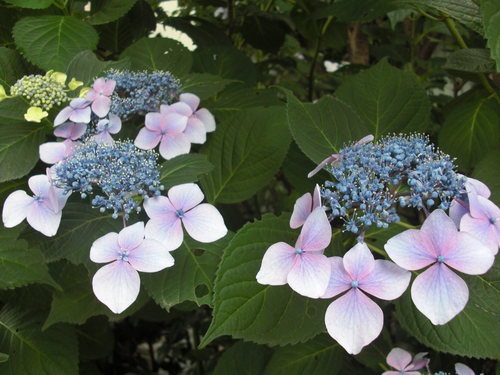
[{"xmin": 10, "ymin": 72, "xmax": 68, "ymax": 111}]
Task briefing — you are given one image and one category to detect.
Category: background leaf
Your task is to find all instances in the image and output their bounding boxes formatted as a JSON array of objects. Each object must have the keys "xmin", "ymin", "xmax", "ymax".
[
  {"xmin": 3, "ymin": 0, "xmax": 51, "ymax": 9},
  {"xmin": 87, "ymin": 0, "xmax": 138, "ymax": 25},
  {"xmin": 201, "ymin": 214, "xmax": 330, "ymax": 347},
  {"xmin": 159, "ymin": 153, "xmax": 213, "ymax": 190},
  {"xmin": 0, "ymin": 47, "xmax": 26, "ymax": 86},
  {"xmin": 181, "ymin": 73, "xmax": 235, "ymax": 100},
  {"xmin": 444, "ymin": 48, "xmax": 496, "ymax": 73},
  {"xmin": 212, "ymin": 341, "xmax": 272, "ymax": 375},
  {"xmin": 472, "ymin": 150, "xmax": 500, "ymax": 205},
  {"xmin": 200, "ymin": 106, "xmax": 291, "ymax": 204},
  {"xmin": 480, "ymin": 0, "xmax": 500, "ymax": 71},
  {"xmin": 13, "ymin": 15, "xmax": 99, "ymax": 71}
]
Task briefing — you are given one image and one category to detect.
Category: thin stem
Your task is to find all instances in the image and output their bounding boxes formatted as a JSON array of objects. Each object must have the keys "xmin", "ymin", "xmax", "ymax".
[{"xmin": 308, "ymin": 16, "xmax": 333, "ymax": 101}]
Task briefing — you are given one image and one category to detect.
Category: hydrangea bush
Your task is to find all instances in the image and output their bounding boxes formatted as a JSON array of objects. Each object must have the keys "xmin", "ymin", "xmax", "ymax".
[{"xmin": 0, "ymin": 1, "xmax": 498, "ymax": 374}]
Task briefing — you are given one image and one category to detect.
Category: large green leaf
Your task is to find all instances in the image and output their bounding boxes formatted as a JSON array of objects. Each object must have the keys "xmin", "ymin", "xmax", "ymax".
[
  {"xmin": 0, "ymin": 47, "xmax": 26, "ymax": 86},
  {"xmin": 438, "ymin": 90, "xmax": 499, "ymax": 170},
  {"xmin": 396, "ymin": 262, "xmax": 500, "ymax": 359},
  {"xmin": 13, "ymin": 16, "xmax": 99, "ymax": 71},
  {"xmin": 480, "ymin": 0, "xmax": 500, "ymax": 70},
  {"xmin": 444, "ymin": 48, "xmax": 496, "ymax": 73},
  {"xmin": 87, "ymin": 0, "xmax": 138, "ymax": 25},
  {"xmin": 200, "ymin": 107, "xmax": 291, "ymax": 204},
  {"xmin": 0, "ymin": 97, "xmax": 47, "ymax": 183},
  {"xmin": 120, "ymin": 37, "xmax": 192, "ymax": 76},
  {"xmin": 212, "ymin": 341, "xmax": 273, "ymax": 375},
  {"xmin": 181, "ymin": 73, "xmax": 235, "ymax": 100},
  {"xmin": 285, "ymin": 90, "xmax": 369, "ymax": 164},
  {"xmin": 200, "ymin": 214, "xmax": 330, "ymax": 347},
  {"xmin": 0, "ymin": 305, "xmax": 78, "ymax": 375},
  {"xmin": 472, "ymin": 150, "xmax": 500, "ymax": 205},
  {"xmin": 142, "ymin": 235, "xmax": 232, "ymax": 310},
  {"xmin": 3, "ymin": 0, "xmax": 51, "ymax": 8},
  {"xmin": 65, "ymin": 50, "xmax": 131, "ymax": 85},
  {"xmin": 159, "ymin": 153, "xmax": 213, "ymax": 190},
  {"xmin": 0, "ymin": 227, "xmax": 58, "ymax": 290},
  {"xmin": 263, "ymin": 334, "xmax": 344, "ymax": 375},
  {"xmin": 335, "ymin": 59, "xmax": 430, "ymax": 140}
]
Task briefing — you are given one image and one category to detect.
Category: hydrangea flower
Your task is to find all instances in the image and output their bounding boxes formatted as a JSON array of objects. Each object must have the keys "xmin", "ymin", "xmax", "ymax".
[
  {"xmin": 90, "ymin": 221, "xmax": 174, "ymax": 313},
  {"xmin": 85, "ymin": 77, "xmax": 116, "ymax": 118},
  {"xmin": 54, "ymin": 97, "xmax": 91, "ymax": 126},
  {"xmin": 143, "ymin": 183, "xmax": 227, "ymax": 251},
  {"xmin": 383, "ymin": 347, "xmax": 429, "ymax": 375},
  {"xmin": 449, "ymin": 177, "xmax": 491, "ymax": 226},
  {"xmin": 385, "ymin": 209, "xmax": 494, "ymax": 325},
  {"xmin": 178, "ymin": 93, "xmax": 216, "ymax": 143},
  {"xmin": 39, "ymin": 139, "xmax": 78, "ymax": 164},
  {"xmin": 289, "ymin": 184, "xmax": 321, "ymax": 228},
  {"xmin": 322, "ymin": 242, "xmax": 410, "ymax": 354},
  {"xmin": 2, "ymin": 174, "xmax": 69, "ymax": 236},
  {"xmin": 257, "ymin": 207, "xmax": 332, "ymax": 298},
  {"xmin": 92, "ymin": 113, "xmax": 122, "ymax": 144},
  {"xmin": 53, "ymin": 122, "xmax": 87, "ymax": 140}
]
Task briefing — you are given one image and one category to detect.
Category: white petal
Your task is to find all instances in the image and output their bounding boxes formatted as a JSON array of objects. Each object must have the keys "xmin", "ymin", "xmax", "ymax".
[
  {"xmin": 144, "ymin": 217, "xmax": 183, "ymax": 251},
  {"xmin": 118, "ymin": 222, "xmax": 145, "ymax": 251},
  {"xmin": 180, "ymin": 93, "xmax": 200, "ymax": 111},
  {"xmin": 321, "ymin": 257, "xmax": 351, "ymax": 299},
  {"xmin": 128, "ymin": 239, "xmax": 175, "ymax": 272},
  {"xmin": 168, "ymin": 183, "xmax": 204, "ymax": 211},
  {"xmin": 195, "ymin": 108, "xmax": 216, "ymax": 132},
  {"xmin": 2, "ymin": 190, "xmax": 32, "ymax": 227},
  {"xmin": 159, "ymin": 133, "xmax": 191, "ymax": 160},
  {"xmin": 256, "ymin": 242, "xmax": 296, "ymax": 285},
  {"xmin": 359, "ymin": 260, "xmax": 411, "ymax": 300},
  {"xmin": 295, "ymin": 207, "xmax": 331, "ymax": 252},
  {"xmin": 287, "ymin": 252, "xmax": 331, "ymax": 298},
  {"xmin": 90, "ymin": 232, "xmax": 120, "ymax": 263},
  {"xmin": 289, "ymin": 192, "xmax": 312, "ymax": 229},
  {"xmin": 39, "ymin": 142, "xmax": 67, "ymax": 164},
  {"xmin": 182, "ymin": 203, "xmax": 228, "ymax": 243},
  {"xmin": 26, "ymin": 202, "xmax": 62, "ymax": 236}
]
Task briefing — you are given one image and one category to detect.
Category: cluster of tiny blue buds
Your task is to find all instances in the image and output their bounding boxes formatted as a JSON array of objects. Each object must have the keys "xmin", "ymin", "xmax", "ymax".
[
  {"xmin": 321, "ymin": 134, "xmax": 465, "ymax": 233},
  {"xmin": 10, "ymin": 73, "xmax": 68, "ymax": 111},
  {"xmin": 54, "ymin": 140, "xmax": 163, "ymax": 219},
  {"xmin": 104, "ymin": 69, "xmax": 180, "ymax": 119}
]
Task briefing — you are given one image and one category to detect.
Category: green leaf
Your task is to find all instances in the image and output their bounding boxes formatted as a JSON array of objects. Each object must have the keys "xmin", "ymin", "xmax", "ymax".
[
  {"xmin": 335, "ymin": 59, "xmax": 430, "ymax": 140},
  {"xmin": 0, "ymin": 353, "xmax": 8, "ymax": 363},
  {"xmin": 65, "ymin": 50, "xmax": 131, "ymax": 85},
  {"xmin": 181, "ymin": 73, "xmax": 235, "ymax": 100},
  {"xmin": 0, "ymin": 97, "xmax": 47, "ymax": 183},
  {"xmin": 0, "ymin": 305, "xmax": 78, "ymax": 375},
  {"xmin": 438, "ymin": 90, "xmax": 499, "ymax": 170},
  {"xmin": 159, "ymin": 153, "xmax": 213, "ymax": 190},
  {"xmin": 200, "ymin": 214, "xmax": 330, "ymax": 347},
  {"xmin": 88, "ymin": 0, "xmax": 138, "ymax": 25},
  {"xmin": 0, "ymin": 227, "xmax": 58, "ymax": 290},
  {"xmin": 77, "ymin": 316, "xmax": 114, "ymax": 360},
  {"xmin": 0, "ymin": 47, "xmax": 26, "ymax": 86},
  {"xmin": 13, "ymin": 16, "xmax": 99, "ymax": 71},
  {"xmin": 200, "ymin": 107, "xmax": 291, "ymax": 204},
  {"xmin": 444, "ymin": 48, "xmax": 496, "ymax": 72},
  {"xmin": 212, "ymin": 341, "xmax": 273, "ymax": 375},
  {"xmin": 142, "ymin": 234, "xmax": 232, "ymax": 310},
  {"xmin": 396, "ymin": 262, "xmax": 500, "ymax": 359},
  {"xmin": 120, "ymin": 37, "xmax": 192, "ymax": 76},
  {"xmin": 480, "ymin": 0, "xmax": 500, "ymax": 71},
  {"xmin": 285, "ymin": 90, "xmax": 369, "ymax": 164},
  {"xmin": 263, "ymin": 334, "xmax": 344, "ymax": 375},
  {"xmin": 472, "ymin": 150, "xmax": 500, "ymax": 205},
  {"xmin": 241, "ymin": 13, "xmax": 287, "ymax": 53},
  {"xmin": 317, "ymin": 0, "xmax": 403, "ymax": 22},
  {"xmin": 3, "ymin": 0, "xmax": 52, "ymax": 8}
]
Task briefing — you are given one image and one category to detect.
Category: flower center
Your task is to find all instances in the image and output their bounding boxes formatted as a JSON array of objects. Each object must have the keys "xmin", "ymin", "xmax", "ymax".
[
  {"xmin": 437, "ymin": 255, "xmax": 445, "ymax": 263},
  {"xmin": 176, "ymin": 209, "xmax": 185, "ymax": 218},
  {"xmin": 294, "ymin": 247, "xmax": 303, "ymax": 254},
  {"xmin": 34, "ymin": 195, "xmax": 44, "ymax": 203},
  {"xmin": 490, "ymin": 217, "xmax": 498, "ymax": 224},
  {"xmin": 351, "ymin": 280, "xmax": 359, "ymax": 288},
  {"xmin": 118, "ymin": 250, "xmax": 129, "ymax": 262}
]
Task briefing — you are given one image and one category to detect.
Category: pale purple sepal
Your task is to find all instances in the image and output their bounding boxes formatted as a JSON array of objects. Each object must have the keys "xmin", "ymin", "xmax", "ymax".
[
  {"xmin": 455, "ymin": 363, "xmax": 475, "ymax": 375},
  {"xmin": 54, "ymin": 98, "xmax": 91, "ymax": 126},
  {"xmin": 290, "ymin": 185, "xmax": 321, "ymax": 229},
  {"xmin": 460, "ymin": 196, "xmax": 499, "ymax": 255},
  {"xmin": 53, "ymin": 122, "xmax": 87, "ymax": 140},
  {"xmin": 383, "ymin": 347, "xmax": 428, "ymax": 375}
]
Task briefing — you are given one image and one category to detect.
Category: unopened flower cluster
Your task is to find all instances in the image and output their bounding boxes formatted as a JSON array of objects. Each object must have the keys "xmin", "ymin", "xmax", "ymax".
[
  {"xmin": 2, "ymin": 70, "xmax": 226, "ymax": 314},
  {"xmin": 257, "ymin": 135, "xmax": 497, "ymax": 355}
]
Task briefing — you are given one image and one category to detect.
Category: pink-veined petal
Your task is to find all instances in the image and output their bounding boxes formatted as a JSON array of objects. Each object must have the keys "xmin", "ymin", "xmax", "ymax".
[
  {"xmin": 442, "ymin": 231, "xmax": 495, "ymax": 273},
  {"xmin": 164, "ymin": 112, "xmax": 188, "ymax": 133},
  {"xmin": 128, "ymin": 238, "xmax": 175, "ymax": 272},
  {"xmin": 39, "ymin": 142, "xmax": 67, "ymax": 164},
  {"xmin": 180, "ymin": 93, "xmax": 200, "ymax": 111},
  {"xmin": 411, "ymin": 263, "xmax": 469, "ymax": 325},
  {"xmin": 384, "ymin": 229, "xmax": 436, "ymax": 270},
  {"xmin": 118, "ymin": 222, "xmax": 145, "ymax": 251},
  {"xmin": 460, "ymin": 196, "xmax": 499, "ymax": 254},
  {"xmin": 144, "ymin": 216, "xmax": 183, "ymax": 251},
  {"xmin": 90, "ymin": 232, "xmax": 120, "ymax": 263},
  {"xmin": 449, "ymin": 198, "xmax": 468, "ymax": 227},
  {"xmin": 91, "ymin": 96, "xmax": 111, "ymax": 117},
  {"xmin": 256, "ymin": 242, "xmax": 296, "ymax": 285},
  {"xmin": 92, "ymin": 261, "xmax": 140, "ymax": 314},
  {"xmin": 135, "ymin": 127, "xmax": 162, "ymax": 150},
  {"xmin": 54, "ymin": 106, "xmax": 73, "ymax": 126},
  {"xmin": 287, "ymin": 252, "xmax": 331, "ymax": 298},
  {"xmin": 182, "ymin": 203, "xmax": 228, "ymax": 243},
  {"xmin": 321, "ymin": 257, "xmax": 351, "ymax": 299},
  {"xmin": 143, "ymin": 196, "xmax": 176, "ymax": 219},
  {"xmin": 325, "ymin": 288, "xmax": 384, "ymax": 355},
  {"xmin": 92, "ymin": 131, "xmax": 115, "ymax": 145},
  {"xmin": 195, "ymin": 108, "xmax": 216, "ymax": 132},
  {"xmin": 312, "ymin": 184, "xmax": 321, "ymax": 208},
  {"xmin": 295, "ymin": 207, "xmax": 331, "ymax": 252},
  {"xmin": 26, "ymin": 202, "xmax": 62, "ymax": 236},
  {"xmin": 168, "ymin": 183, "xmax": 204, "ymax": 211},
  {"xmin": 184, "ymin": 117, "xmax": 207, "ymax": 144},
  {"xmin": 54, "ymin": 122, "xmax": 87, "ymax": 140},
  {"xmin": 360, "ymin": 259, "xmax": 410, "ymax": 300},
  {"xmin": 386, "ymin": 347, "xmax": 412, "ymax": 371},
  {"xmin": 158, "ymin": 132, "xmax": 191, "ymax": 160},
  {"xmin": 455, "ymin": 363, "xmax": 475, "ymax": 375},
  {"xmin": 421, "ymin": 209, "xmax": 460, "ymax": 257},
  {"xmin": 69, "ymin": 106, "xmax": 91, "ymax": 124},
  {"xmin": 145, "ymin": 112, "xmax": 166, "ymax": 131},
  {"xmin": 290, "ymin": 192, "xmax": 312, "ymax": 229},
  {"xmin": 169, "ymin": 101, "xmax": 193, "ymax": 116},
  {"xmin": 107, "ymin": 113, "xmax": 122, "ymax": 134},
  {"xmin": 28, "ymin": 174, "xmax": 51, "ymax": 197},
  {"xmin": 343, "ymin": 242, "xmax": 375, "ymax": 281},
  {"xmin": 2, "ymin": 190, "xmax": 31, "ymax": 227}
]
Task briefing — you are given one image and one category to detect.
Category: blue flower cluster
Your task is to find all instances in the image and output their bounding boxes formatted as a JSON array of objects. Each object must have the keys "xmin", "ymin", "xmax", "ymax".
[
  {"xmin": 321, "ymin": 134, "xmax": 465, "ymax": 233},
  {"xmin": 104, "ymin": 69, "xmax": 180, "ymax": 119},
  {"xmin": 54, "ymin": 140, "xmax": 163, "ymax": 219}
]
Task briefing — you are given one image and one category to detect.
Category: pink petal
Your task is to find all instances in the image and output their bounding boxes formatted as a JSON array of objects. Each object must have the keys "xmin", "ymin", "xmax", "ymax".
[
  {"xmin": 195, "ymin": 108, "xmax": 216, "ymax": 132},
  {"xmin": 143, "ymin": 196, "xmax": 176, "ymax": 219},
  {"xmin": 321, "ymin": 257, "xmax": 351, "ymax": 298},
  {"xmin": 128, "ymin": 239, "xmax": 174, "ymax": 272},
  {"xmin": 107, "ymin": 113, "xmax": 122, "ymax": 134},
  {"xmin": 455, "ymin": 363, "xmax": 475, "ymax": 375},
  {"xmin": 54, "ymin": 106, "xmax": 73, "ymax": 126},
  {"xmin": 134, "ymin": 127, "xmax": 161, "ymax": 150},
  {"xmin": 144, "ymin": 216, "xmax": 183, "ymax": 251},
  {"xmin": 460, "ymin": 196, "xmax": 499, "ymax": 254},
  {"xmin": 359, "ymin": 259, "xmax": 410, "ymax": 300},
  {"xmin": 91, "ymin": 96, "xmax": 111, "ymax": 118},
  {"xmin": 295, "ymin": 207, "xmax": 331, "ymax": 252},
  {"xmin": 420, "ymin": 209, "xmax": 460, "ymax": 257},
  {"xmin": 92, "ymin": 261, "xmax": 140, "ymax": 314},
  {"xmin": 2, "ymin": 190, "xmax": 31, "ymax": 227},
  {"xmin": 466, "ymin": 177, "xmax": 490, "ymax": 199},
  {"xmin": 26, "ymin": 202, "xmax": 62, "ymax": 236},
  {"xmin": 324, "ymin": 288, "xmax": 383, "ymax": 355},
  {"xmin": 91, "ymin": 78, "xmax": 107, "ymax": 93},
  {"xmin": 28, "ymin": 174, "xmax": 51, "ymax": 197},
  {"xmin": 256, "ymin": 242, "xmax": 296, "ymax": 285},
  {"xmin": 180, "ymin": 93, "xmax": 200, "ymax": 111},
  {"xmin": 449, "ymin": 198, "xmax": 468, "ymax": 227},
  {"xmin": 386, "ymin": 347, "xmax": 412, "ymax": 371},
  {"xmin": 90, "ymin": 232, "xmax": 120, "ymax": 263},
  {"xmin": 343, "ymin": 242, "xmax": 375, "ymax": 281},
  {"xmin": 411, "ymin": 263, "xmax": 469, "ymax": 325},
  {"xmin": 184, "ymin": 117, "xmax": 207, "ymax": 144},
  {"xmin": 92, "ymin": 131, "xmax": 115, "ymax": 145},
  {"xmin": 442, "ymin": 231, "xmax": 495, "ymax": 273},
  {"xmin": 287, "ymin": 252, "xmax": 331, "ymax": 298},
  {"xmin": 169, "ymin": 101, "xmax": 193, "ymax": 116},
  {"xmin": 145, "ymin": 112, "xmax": 166, "ymax": 132},
  {"xmin": 407, "ymin": 352, "xmax": 429, "ymax": 371},
  {"xmin": 290, "ymin": 192, "xmax": 312, "ymax": 229},
  {"xmin": 384, "ymin": 229, "xmax": 436, "ymax": 270},
  {"xmin": 312, "ymin": 184, "xmax": 321, "ymax": 208},
  {"xmin": 168, "ymin": 183, "xmax": 204, "ymax": 212},
  {"xmin": 158, "ymin": 132, "xmax": 191, "ymax": 160},
  {"xmin": 182, "ymin": 203, "xmax": 228, "ymax": 243},
  {"xmin": 69, "ymin": 106, "xmax": 91, "ymax": 124},
  {"xmin": 39, "ymin": 142, "xmax": 67, "ymax": 164},
  {"xmin": 118, "ymin": 222, "xmax": 145, "ymax": 251},
  {"xmin": 164, "ymin": 112, "xmax": 188, "ymax": 133},
  {"xmin": 54, "ymin": 122, "xmax": 87, "ymax": 140}
]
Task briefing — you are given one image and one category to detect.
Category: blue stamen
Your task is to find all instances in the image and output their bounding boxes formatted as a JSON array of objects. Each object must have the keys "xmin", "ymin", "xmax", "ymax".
[
  {"xmin": 351, "ymin": 280, "xmax": 359, "ymax": 288},
  {"xmin": 176, "ymin": 209, "xmax": 185, "ymax": 218},
  {"xmin": 294, "ymin": 248, "xmax": 303, "ymax": 254},
  {"xmin": 437, "ymin": 255, "xmax": 445, "ymax": 263}
]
